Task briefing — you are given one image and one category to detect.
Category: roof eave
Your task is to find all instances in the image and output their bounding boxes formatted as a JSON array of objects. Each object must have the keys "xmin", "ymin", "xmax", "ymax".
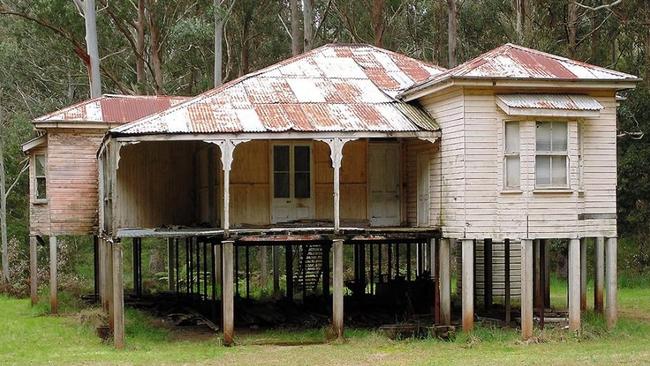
[
  {"xmin": 400, "ymin": 77, "xmax": 640, "ymax": 102},
  {"xmin": 21, "ymin": 135, "xmax": 46, "ymax": 153},
  {"xmin": 32, "ymin": 121, "xmax": 123, "ymax": 130}
]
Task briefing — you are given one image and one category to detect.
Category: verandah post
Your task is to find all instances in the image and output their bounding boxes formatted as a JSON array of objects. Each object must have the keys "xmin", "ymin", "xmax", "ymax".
[
  {"xmin": 605, "ymin": 237, "xmax": 617, "ymax": 329},
  {"xmin": 332, "ymin": 238, "xmax": 344, "ymax": 339},
  {"xmin": 112, "ymin": 242, "xmax": 125, "ymax": 349},
  {"xmin": 439, "ymin": 238, "xmax": 451, "ymax": 326},
  {"xmin": 594, "ymin": 237, "xmax": 605, "ymax": 313},
  {"xmin": 222, "ymin": 240, "xmax": 235, "ymax": 346},
  {"xmin": 461, "ymin": 238, "xmax": 474, "ymax": 331},
  {"xmin": 520, "ymin": 239, "xmax": 534, "ymax": 340},
  {"xmin": 49, "ymin": 235, "xmax": 58, "ymax": 314},
  {"xmin": 568, "ymin": 238, "xmax": 581, "ymax": 332},
  {"xmin": 29, "ymin": 236, "xmax": 38, "ymax": 305}
]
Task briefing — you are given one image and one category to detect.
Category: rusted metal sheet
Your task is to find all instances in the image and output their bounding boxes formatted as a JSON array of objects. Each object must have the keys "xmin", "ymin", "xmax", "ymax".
[
  {"xmin": 35, "ymin": 94, "xmax": 189, "ymax": 124},
  {"xmin": 404, "ymin": 43, "xmax": 638, "ymax": 97},
  {"xmin": 112, "ymin": 44, "xmax": 444, "ymax": 135},
  {"xmin": 497, "ymin": 94, "xmax": 603, "ymax": 111}
]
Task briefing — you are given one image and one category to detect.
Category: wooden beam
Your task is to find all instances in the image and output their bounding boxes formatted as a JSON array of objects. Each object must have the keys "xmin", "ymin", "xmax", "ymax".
[
  {"xmin": 222, "ymin": 240, "xmax": 235, "ymax": 346},
  {"xmin": 505, "ymin": 239, "xmax": 511, "ymax": 325},
  {"xmin": 332, "ymin": 239, "xmax": 344, "ymax": 339},
  {"xmin": 112, "ymin": 243, "xmax": 125, "ymax": 349},
  {"xmin": 49, "ymin": 236, "xmax": 58, "ymax": 314},
  {"xmin": 605, "ymin": 237, "xmax": 617, "ymax": 329},
  {"xmin": 461, "ymin": 239, "xmax": 474, "ymax": 332},
  {"xmin": 594, "ymin": 237, "xmax": 605, "ymax": 313},
  {"xmin": 30, "ymin": 236, "xmax": 38, "ymax": 306},
  {"xmin": 568, "ymin": 238, "xmax": 581, "ymax": 332},
  {"xmin": 439, "ymin": 238, "xmax": 451, "ymax": 326},
  {"xmin": 520, "ymin": 239, "xmax": 534, "ymax": 340}
]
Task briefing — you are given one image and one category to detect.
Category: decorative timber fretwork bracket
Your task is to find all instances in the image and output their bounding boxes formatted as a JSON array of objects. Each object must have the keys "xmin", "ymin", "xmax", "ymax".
[
  {"xmin": 316, "ymin": 138, "xmax": 358, "ymax": 233},
  {"xmin": 204, "ymin": 139, "xmax": 250, "ymax": 236}
]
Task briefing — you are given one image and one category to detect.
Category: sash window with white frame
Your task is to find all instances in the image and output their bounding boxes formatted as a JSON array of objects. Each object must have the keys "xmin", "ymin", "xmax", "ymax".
[
  {"xmin": 34, "ymin": 154, "xmax": 47, "ymax": 200},
  {"xmin": 504, "ymin": 121, "xmax": 520, "ymax": 189},
  {"xmin": 535, "ymin": 121, "xmax": 568, "ymax": 188}
]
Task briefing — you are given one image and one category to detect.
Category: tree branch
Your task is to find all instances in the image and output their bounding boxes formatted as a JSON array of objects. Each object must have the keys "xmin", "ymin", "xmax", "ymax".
[
  {"xmin": 576, "ymin": 0, "xmax": 623, "ymax": 11},
  {"xmin": 5, "ymin": 161, "xmax": 28, "ymax": 200}
]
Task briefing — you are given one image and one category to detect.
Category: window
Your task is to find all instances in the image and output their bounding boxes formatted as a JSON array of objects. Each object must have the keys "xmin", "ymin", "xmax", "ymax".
[
  {"xmin": 273, "ymin": 144, "xmax": 311, "ymax": 199},
  {"xmin": 535, "ymin": 121, "xmax": 568, "ymax": 187},
  {"xmin": 34, "ymin": 154, "xmax": 47, "ymax": 200},
  {"xmin": 504, "ymin": 122, "xmax": 520, "ymax": 188}
]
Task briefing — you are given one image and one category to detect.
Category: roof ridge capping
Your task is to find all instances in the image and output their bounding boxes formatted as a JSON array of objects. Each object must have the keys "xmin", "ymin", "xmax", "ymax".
[{"xmin": 400, "ymin": 43, "xmax": 639, "ymax": 100}]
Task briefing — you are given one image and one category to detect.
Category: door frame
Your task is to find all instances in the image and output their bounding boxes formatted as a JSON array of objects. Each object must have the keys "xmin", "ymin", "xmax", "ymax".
[
  {"xmin": 269, "ymin": 141, "xmax": 315, "ymax": 224},
  {"xmin": 367, "ymin": 140, "xmax": 402, "ymax": 227}
]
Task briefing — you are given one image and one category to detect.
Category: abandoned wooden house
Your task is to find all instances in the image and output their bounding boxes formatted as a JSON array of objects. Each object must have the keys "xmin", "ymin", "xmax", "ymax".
[{"xmin": 24, "ymin": 43, "xmax": 638, "ymax": 347}]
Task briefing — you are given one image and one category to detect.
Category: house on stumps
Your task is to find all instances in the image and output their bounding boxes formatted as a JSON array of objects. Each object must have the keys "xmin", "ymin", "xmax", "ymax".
[{"xmin": 26, "ymin": 43, "xmax": 638, "ymax": 348}]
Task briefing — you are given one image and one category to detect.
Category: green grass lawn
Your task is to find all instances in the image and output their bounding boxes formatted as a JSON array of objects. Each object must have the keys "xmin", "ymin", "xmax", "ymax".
[{"xmin": 2, "ymin": 284, "xmax": 650, "ymax": 366}]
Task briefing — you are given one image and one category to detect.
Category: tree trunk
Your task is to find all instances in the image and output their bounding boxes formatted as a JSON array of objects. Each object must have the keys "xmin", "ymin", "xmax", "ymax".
[
  {"xmin": 645, "ymin": 2, "xmax": 650, "ymax": 84},
  {"xmin": 514, "ymin": 0, "xmax": 524, "ymax": 43},
  {"xmin": 146, "ymin": 1, "xmax": 163, "ymax": 94},
  {"xmin": 371, "ymin": 0, "xmax": 385, "ymax": 47},
  {"xmin": 136, "ymin": 0, "xmax": 145, "ymax": 84},
  {"xmin": 214, "ymin": 0, "xmax": 224, "ymax": 87},
  {"xmin": 84, "ymin": 0, "xmax": 102, "ymax": 98},
  {"xmin": 446, "ymin": 0, "xmax": 458, "ymax": 67},
  {"xmin": 290, "ymin": 0, "xmax": 302, "ymax": 55},
  {"xmin": 303, "ymin": 0, "xmax": 313, "ymax": 52},
  {"xmin": 240, "ymin": 22, "xmax": 250, "ymax": 76},
  {"xmin": 567, "ymin": 0, "xmax": 578, "ymax": 58},
  {"xmin": 0, "ymin": 115, "xmax": 8, "ymax": 284}
]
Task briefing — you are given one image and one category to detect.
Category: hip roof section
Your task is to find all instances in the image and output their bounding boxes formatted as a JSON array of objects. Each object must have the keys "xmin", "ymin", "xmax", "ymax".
[
  {"xmin": 402, "ymin": 43, "xmax": 639, "ymax": 98},
  {"xmin": 111, "ymin": 44, "xmax": 445, "ymax": 135},
  {"xmin": 34, "ymin": 94, "xmax": 190, "ymax": 124}
]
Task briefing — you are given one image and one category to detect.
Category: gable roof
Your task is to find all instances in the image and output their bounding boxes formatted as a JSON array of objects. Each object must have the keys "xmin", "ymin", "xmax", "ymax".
[
  {"xmin": 402, "ymin": 43, "xmax": 638, "ymax": 98},
  {"xmin": 111, "ymin": 44, "xmax": 445, "ymax": 136},
  {"xmin": 34, "ymin": 94, "xmax": 189, "ymax": 125}
]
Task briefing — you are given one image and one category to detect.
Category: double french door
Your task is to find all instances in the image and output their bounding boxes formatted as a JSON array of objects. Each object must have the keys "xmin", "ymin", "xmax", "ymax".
[{"xmin": 271, "ymin": 143, "xmax": 314, "ymax": 223}]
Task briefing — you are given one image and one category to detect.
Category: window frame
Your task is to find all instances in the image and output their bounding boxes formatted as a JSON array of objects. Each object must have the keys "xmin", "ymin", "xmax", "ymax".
[
  {"xmin": 503, "ymin": 120, "xmax": 521, "ymax": 190},
  {"xmin": 534, "ymin": 121, "xmax": 569, "ymax": 189},
  {"xmin": 33, "ymin": 153, "xmax": 48, "ymax": 203}
]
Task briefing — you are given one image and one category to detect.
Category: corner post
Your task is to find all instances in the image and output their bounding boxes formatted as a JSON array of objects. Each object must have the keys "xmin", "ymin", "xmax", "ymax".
[
  {"xmin": 112, "ymin": 242, "xmax": 125, "ymax": 349},
  {"xmin": 594, "ymin": 237, "xmax": 605, "ymax": 313},
  {"xmin": 222, "ymin": 240, "xmax": 235, "ymax": 346},
  {"xmin": 49, "ymin": 236, "xmax": 58, "ymax": 314},
  {"xmin": 605, "ymin": 237, "xmax": 617, "ymax": 329},
  {"xmin": 439, "ymin": 238, "xmax": 451, "ymax": 326},
  {"xmin": 30, "ymin": 236, "xmax": 38, "ymax": 305},
  {"xmin": 461, "ymin": 238, "xmax": 474, "ymax": 332},
  {"xmin": 568, "ymin": 238, "xmax": 581, "ymax": 332},
  {"xmin": 520, "ymin": 238, "xmax": 534, "ymax": 340},
  {"xmin": 332, "ymin": 238, "xmax": 344, "ymax": 339}
]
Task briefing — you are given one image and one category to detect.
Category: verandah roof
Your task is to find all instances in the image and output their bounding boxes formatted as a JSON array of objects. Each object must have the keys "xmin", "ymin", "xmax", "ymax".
[{"xmin": 110, "ymin": 44, "xmax": 444, "ymax": 136}]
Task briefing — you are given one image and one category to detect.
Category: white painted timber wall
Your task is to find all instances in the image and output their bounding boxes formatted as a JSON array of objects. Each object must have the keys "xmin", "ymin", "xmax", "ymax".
[
  {"xmin": 420, "ymin": 88, "xmax": 466, "ymax": 238},
  {"xmin": 420, "ymin": 87, "xmax": 618, "ymax": 240}
]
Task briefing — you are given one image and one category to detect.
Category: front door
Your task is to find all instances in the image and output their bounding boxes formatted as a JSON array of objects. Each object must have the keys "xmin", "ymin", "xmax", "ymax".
[
  {"xmin": 368, "ymin": 142, "xmax": 401, "ymax": 226},
  {"xmin": 271, "ymin": 143, "xmax": 314, "ymax": 224},
  {"xmin": 417, "ymin": 152, "xmax": 431, "ymax": 227}
]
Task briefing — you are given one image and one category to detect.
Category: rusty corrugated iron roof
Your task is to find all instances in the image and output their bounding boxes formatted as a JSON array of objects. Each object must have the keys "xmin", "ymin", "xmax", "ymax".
[
  {"xmin": 497, "ymin": 94, "xmax": 603, "ymax": 111},
  {"xmin": 34, "ymin": 94, "xmax": 190, "ymax": 124},
  {"xmin": 402, "ymin": 43, "xmax": 638, "ymax": 98},
  {"xmin": 112, "ymin": 44, "xmax": 444, "ymax": 135}
]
